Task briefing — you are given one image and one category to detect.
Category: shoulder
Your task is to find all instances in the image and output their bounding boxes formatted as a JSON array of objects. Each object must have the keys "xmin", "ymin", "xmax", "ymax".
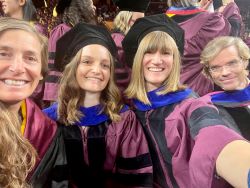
[
  {"xmin": 173, "ymin": 95, "xmax": 216, "ymax": 117},
  {"xmin": 26, "ymin": 99, "xmax": 57, "ymax": 130},
  {"xmin": 49, "ymin": 23, "xmax": 71, "ymax": 39},
  {"xmin": 108, "ymin": 109, "xmax": 140, "ymax": 134}
]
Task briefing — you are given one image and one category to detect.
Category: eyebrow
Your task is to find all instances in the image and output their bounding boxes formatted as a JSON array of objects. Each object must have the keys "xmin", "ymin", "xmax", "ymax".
[
  {"xmin": 0, "ymin": 45, "xmax": 39, "ymax": 55},
  {"xmin": 0, "ymin": 45, "xmax": 12, "ymax": 50}
]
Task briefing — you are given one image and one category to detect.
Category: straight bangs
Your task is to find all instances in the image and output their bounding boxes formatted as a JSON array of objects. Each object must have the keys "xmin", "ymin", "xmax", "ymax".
[
  {"xmin": 126, "ymin": 31, "xmax": 186, "ymax": 105},
  {"xmin": 144, "ymin": 31, "xmax": 175, "ymax": 55}
]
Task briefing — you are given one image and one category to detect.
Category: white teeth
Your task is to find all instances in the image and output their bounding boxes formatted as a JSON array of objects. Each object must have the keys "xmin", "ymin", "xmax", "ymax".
[
  {"xmin": 148, "ymin": 67, "xmax": 163, "ymax": 72},
  {"xmin": 4, "ymin": 79, "xmax": 26, "ymax": 86},
  {"xmin": 86, "ymin": 77, "xmax": 101, "ymax": 81}
]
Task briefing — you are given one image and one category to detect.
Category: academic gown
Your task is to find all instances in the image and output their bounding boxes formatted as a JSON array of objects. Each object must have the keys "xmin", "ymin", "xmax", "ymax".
[
  {"xmin": 208, "ymin": 84, "xmax": 250, "ymax": 140},
  {"xmin": 23, "ymin": 99, "xmax": 68, "ymax": 188},
  {"xmin": 43, "ymin": 104, "xmax": 153, "ymax": 188},
  {"xmin": 43, "ymin": 23, "xmax": 71, "ymax": 101},
  {"xmin": 132, "ymin": 88, "xmax": 243, "ymax": 188}
]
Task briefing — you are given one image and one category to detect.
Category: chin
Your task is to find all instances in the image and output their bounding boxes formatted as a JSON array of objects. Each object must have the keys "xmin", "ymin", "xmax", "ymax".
[{"xmin": 221, "ymin": 84, "xmax": 237, "ymax": 91}]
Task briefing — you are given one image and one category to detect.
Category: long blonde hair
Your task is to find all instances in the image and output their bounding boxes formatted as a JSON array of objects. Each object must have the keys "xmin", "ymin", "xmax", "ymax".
[
  {"xmin": 125, "ymin": 31, "xmax": 186, "ymax": 104},
  {"xmin": 0, "ymin": 102, "xmax": 36, "ymax": 188},
  {"xmin": 57, "ymin": 48, "xmax": 122, "ymax": 125}
]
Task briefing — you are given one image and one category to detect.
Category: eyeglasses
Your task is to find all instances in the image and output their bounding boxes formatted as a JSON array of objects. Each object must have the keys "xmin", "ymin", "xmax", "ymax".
[{"xmin": 208, "ymin": 59, "xmax": 243, "ymax": 74}]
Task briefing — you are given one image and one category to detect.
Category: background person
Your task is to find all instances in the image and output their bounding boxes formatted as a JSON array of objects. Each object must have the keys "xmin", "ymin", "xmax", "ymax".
[{"xmin": 111, "ymin": 0, "xmax": 149, "ymax": 98}]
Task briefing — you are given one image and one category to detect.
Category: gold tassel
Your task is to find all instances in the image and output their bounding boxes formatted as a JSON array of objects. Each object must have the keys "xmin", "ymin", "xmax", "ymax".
[{"xmin": 53, "ymin": 6, "xmax": 58, "ymax": 17}]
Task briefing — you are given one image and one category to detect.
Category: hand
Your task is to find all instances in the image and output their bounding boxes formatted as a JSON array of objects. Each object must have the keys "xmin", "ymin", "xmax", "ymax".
[{"xmin": 199, "ymin": 0, "xmax": 213, "ymax": 10}]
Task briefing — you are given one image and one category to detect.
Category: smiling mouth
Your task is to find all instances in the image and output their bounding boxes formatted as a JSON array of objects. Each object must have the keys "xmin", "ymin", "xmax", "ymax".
[
  {"xmin": 86, "ymin": 77, "xmax": 102, "ymax": 81},
  {"xmin": 148, "ymin": 67, "xmax": 164, "ymax": 72},
  {"xmin": 3, "ymin": 79, "xmax": 28, "ymax": 86}
]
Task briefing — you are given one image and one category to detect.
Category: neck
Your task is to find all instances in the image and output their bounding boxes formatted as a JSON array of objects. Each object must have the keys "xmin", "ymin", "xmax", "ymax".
[
  {"xmin": 5, "ymin": 102, "xmax": 22, "ymax": 115},
  {"xmin": 83, "ymin": 92, "xmax": 101, "ymax": 107},
  {"xmin": 9, "ymin": 9, "xmax": 24, "ymax": 20}
]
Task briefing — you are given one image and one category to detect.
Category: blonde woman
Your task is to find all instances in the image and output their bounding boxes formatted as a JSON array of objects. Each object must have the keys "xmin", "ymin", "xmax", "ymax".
[
  {"xmin": 123, "ymin": 14, "xmax": 250, "ymax": 188},
  {"xmin": 43, "ymin": 22, "xmax": 153, "ymax": 187},
  {"xmin": 0, "ymin": 102, "xmax": 36, "ymax": 188}
]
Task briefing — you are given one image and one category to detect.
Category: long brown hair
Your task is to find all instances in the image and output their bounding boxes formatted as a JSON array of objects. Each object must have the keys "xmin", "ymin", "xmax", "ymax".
[
  {"xmin": 0, "ymin": 102, "xmax": 37, "ymax": 188},
  {"xmin": 57, "ymin": 48, "xmax": 122, "ymax": 125}
]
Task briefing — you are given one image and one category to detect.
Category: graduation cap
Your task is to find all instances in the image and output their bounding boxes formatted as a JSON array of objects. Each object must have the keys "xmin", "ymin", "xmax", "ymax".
[
  {"xmin": 32, "ymin": 0, "xmax": 47, "ymax": 9},
  {"xmin": 55, "ymin": 22, "xmax": 117, "ymax": 72},
  {"xmin": 56, "ymin": 0, "xmax": 71, "ymax": 15},
  {"xmin": 113, "ymin": 0, "xmax": 150, "ymax": 12},
  {"xmin": 122, "ymin": 14, "xmax": 184, "ymax": 67}
]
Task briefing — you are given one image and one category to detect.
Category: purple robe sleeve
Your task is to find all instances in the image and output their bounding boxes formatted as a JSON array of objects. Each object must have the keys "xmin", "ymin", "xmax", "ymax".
[
  {"xmin": 222, "ymin": 2, "xmax": 243, "ymax": 36},
  {"xmin": 180, "ymin": 12, "xmax": 232, "ymax": 96},
  {"xmin": 165, "ymin": 96, "xmax": 243, "ymax": 187},
  {"xmin": 105, "ymin": 110, "xmax": 153, "ymax": 186}
]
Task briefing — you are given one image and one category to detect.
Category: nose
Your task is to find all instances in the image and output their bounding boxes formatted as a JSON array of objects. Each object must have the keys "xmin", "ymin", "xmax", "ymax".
[
  {"xmin": 220, "ymin": 66, "xmax": 231, "ymax": 76},
  {"xmin": 9, "ymin": 56, "xmax": 25, "ymax": 74},
  {"xmin": 91, "ymin": 63, "xmax": 101, "ymax": 74},
  {"xmin": 152, "ymin": 52, "xmax": 163, "ymax": 65}
]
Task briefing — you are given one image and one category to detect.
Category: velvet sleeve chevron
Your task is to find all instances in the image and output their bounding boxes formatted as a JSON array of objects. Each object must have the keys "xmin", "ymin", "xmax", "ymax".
[{"xmin": 106, "ymin": 110, "xmax": 153, "ymax": 187}]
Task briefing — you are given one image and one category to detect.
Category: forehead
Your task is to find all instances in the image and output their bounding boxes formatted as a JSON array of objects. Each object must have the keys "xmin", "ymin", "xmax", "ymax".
[
  {"xmin": 209, "ymin": 45, "xmax": 239, "ymax": 66},
  {"xmin": 0, "ymin": 29, "xmax": 41, "ymax": 54},
  {"xmin": 81, "ymin": 44, "xmax": 110, "ymax": 57}
]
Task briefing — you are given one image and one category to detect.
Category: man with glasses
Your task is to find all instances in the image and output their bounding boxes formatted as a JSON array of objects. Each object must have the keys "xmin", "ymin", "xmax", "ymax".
[{"xmin": 200, "ymin": 36, "xmax": 250, "ymax": 140}]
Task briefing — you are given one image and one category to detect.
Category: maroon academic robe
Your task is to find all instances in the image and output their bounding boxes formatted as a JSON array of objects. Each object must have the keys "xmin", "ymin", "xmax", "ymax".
[
  {"xmin": 43, "ymin": 23, "xmax": 71, "ymax": 102},
  {"xmin": 24, "ymin": 99, "xmax": 68, "ymax": 187}
]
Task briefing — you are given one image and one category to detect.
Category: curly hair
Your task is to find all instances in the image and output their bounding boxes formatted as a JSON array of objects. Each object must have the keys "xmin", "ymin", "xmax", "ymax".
[
  {"xmin": 57, "ymin": 48, "xmax": 122, "ymax": 125},
  {"xmin": 0, "ymin": 102, "xmax": 37, "ymax": 188},
  {"xmin": 62, "ymin": 0, "xmax": 96, "ymax": 26}
]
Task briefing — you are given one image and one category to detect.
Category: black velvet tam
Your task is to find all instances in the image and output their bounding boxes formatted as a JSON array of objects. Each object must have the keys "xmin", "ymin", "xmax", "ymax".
[
  {"xmin": 55, "ymin": 22, "xmax": 117, "ymax": 72},
  {"xmin": 122, "ymin": 14, "xmax": 184, "ymax": 67},
  {"xmin": 112, "ymin": 0, "xmax": 150, "ymax": 12}
]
